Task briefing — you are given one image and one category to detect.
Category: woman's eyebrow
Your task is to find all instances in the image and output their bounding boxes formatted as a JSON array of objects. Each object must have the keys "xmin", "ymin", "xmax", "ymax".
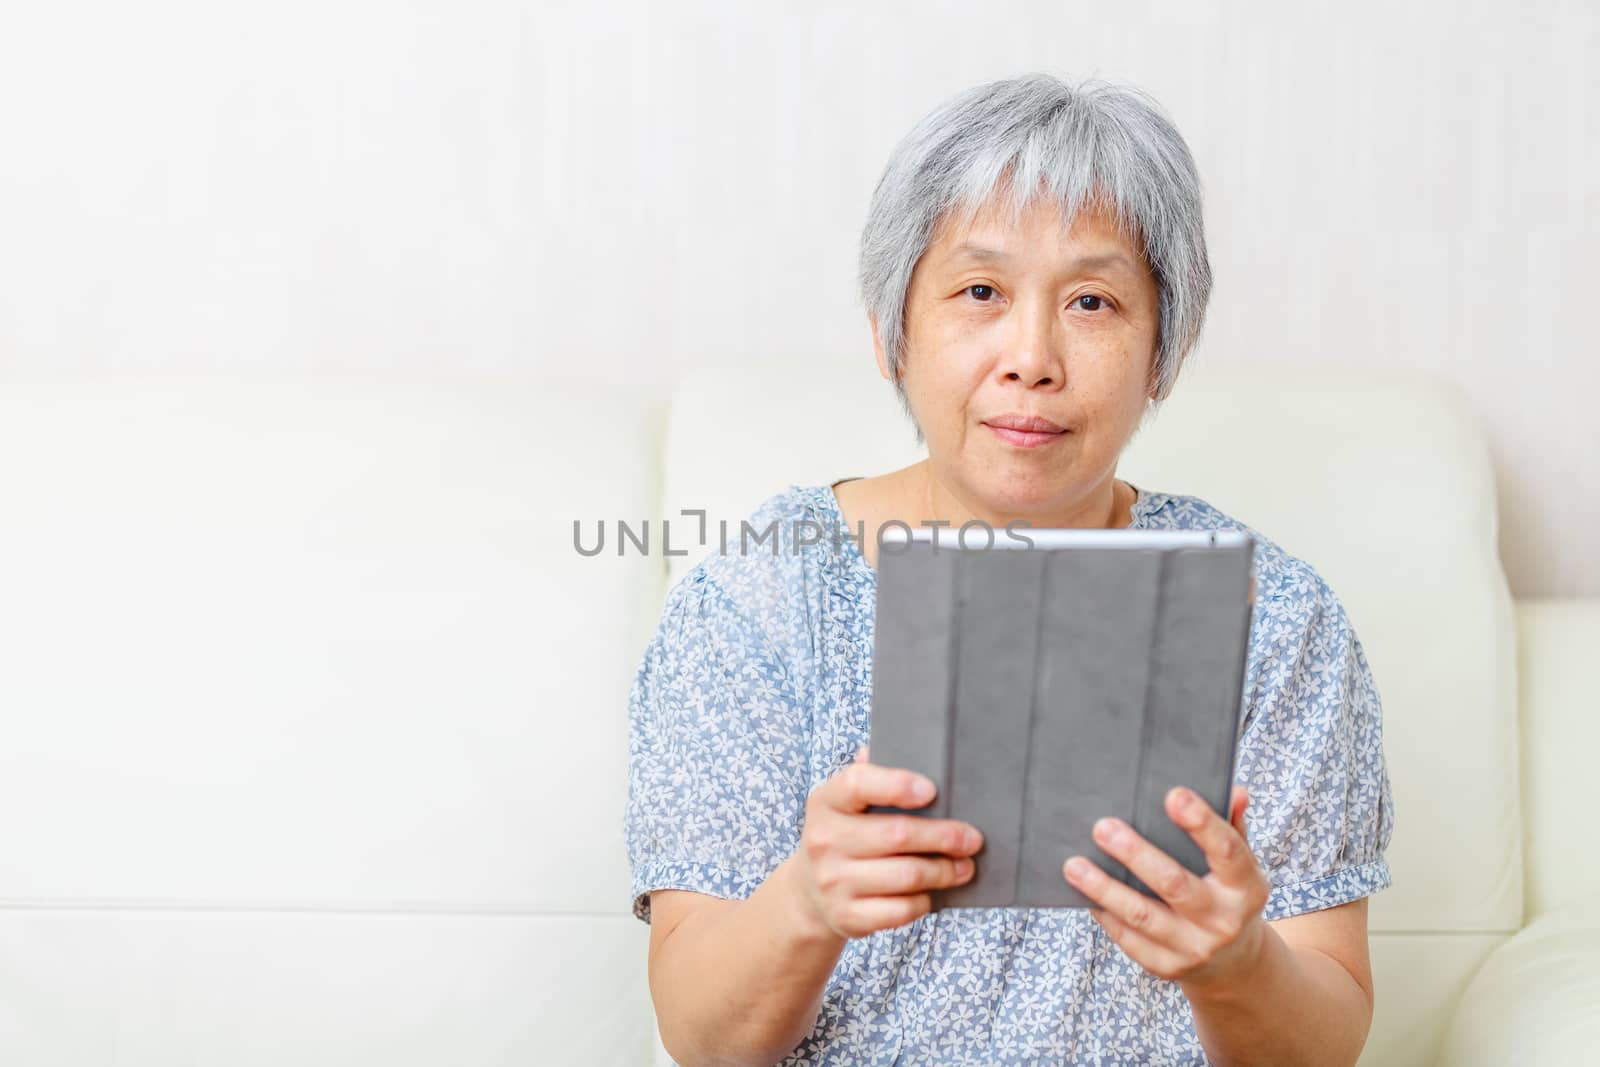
[
  {"xmin": 1065, "ymin": 252, "xmax": 1139, "ymax": 274},
  {"xmin": 945, "ymin": 242, "xmax": 1014, "ymax": 264}
]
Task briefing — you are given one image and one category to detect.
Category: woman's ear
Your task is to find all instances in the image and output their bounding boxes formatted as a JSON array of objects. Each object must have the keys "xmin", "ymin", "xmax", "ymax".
[{"xmin": 869, "ymin": 316, "xmax": 891, "ymax": 382}]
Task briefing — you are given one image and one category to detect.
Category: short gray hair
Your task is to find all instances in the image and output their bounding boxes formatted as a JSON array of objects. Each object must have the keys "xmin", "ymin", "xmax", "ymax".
[{"xmin": 858, "ymin": 72, "xmax": 1212, "ymax": 429}]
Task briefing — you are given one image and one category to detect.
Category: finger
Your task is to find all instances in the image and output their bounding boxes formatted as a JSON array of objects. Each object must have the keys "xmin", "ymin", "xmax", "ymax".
[
  {"xmin": 1164, "ymin": 786, "xmax": 1256, "ymax": 883},
  {"xmin": 854, "ymin": 744, "xmax": 870, "ymax": 764},
  {"xmin": 838, "ymin": 893, "xmax": 932, "ymax": 936},
  {"xmin": 1088, "ymin": 814, "xmax": 1208, "ymax": 917},
  {"xmin": 1064, "ymin": 854, "xmax": 1187, "ymax": 949},
  {"xmin": 1230, "ymin": 786, "xmax": 1250, "ymax": 845},
  {"xmin": 837, "ymin": 811, "xmax": 984, "ymax": 860},
  {"xmin": 844, "ymin": 854, "xmax": 975, "ymax": 896},
  {"xmin": 819, "ymin": 760, "xmax": 937, "ymax": 813},
  {"xmin": 1090, "ymin": 907, "xmax": 1194, "ymax": 983}
]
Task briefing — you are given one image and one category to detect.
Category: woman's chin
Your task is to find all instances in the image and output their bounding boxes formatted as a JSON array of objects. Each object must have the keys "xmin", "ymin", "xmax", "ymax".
[{"xmin": 964, "ymin": 479, "xmax": 1069, "ymax": 517}]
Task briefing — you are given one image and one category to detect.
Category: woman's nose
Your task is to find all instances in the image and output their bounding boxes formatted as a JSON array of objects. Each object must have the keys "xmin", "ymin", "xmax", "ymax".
[{"xmin": 998, "ymin": 300, "xmax": 1066, "ymax": 388}]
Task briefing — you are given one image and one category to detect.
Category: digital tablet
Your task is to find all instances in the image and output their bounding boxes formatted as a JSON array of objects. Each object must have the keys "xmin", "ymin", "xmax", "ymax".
[{"xmin": 866, "ymin": 524, "xmax": 1256, "ymax": 909}]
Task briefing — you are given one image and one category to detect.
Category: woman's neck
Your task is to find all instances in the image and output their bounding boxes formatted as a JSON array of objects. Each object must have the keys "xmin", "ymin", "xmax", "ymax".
[
  {"xmin": 834, "ymin": 463, "xmax": 1134, "ymax": 571},
  {"xmin": 916, "ymin": 463, "xmax": 1131, "ymax": 535}
]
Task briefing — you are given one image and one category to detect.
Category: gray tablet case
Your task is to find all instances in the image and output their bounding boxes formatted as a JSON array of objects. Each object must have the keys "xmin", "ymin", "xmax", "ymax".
[{"xmin": 867, "ymin": 530, "xmax": 1256, "ymax": 909}]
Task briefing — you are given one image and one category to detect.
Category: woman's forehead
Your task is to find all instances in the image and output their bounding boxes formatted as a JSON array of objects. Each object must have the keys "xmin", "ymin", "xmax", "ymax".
[{"xmin": 926, "ymin": 195, "xmax": 1148, "ymax": 275}]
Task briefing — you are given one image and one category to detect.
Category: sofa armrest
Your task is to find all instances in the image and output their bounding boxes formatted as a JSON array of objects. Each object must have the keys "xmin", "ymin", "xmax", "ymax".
[
  {"xmin": 1434, "ymin": 893, "xmax": 1600, "ymax": 1066},
  {"xmin": 1516, "ymin": 598, "xmax": 1600, "ymax": 921}
]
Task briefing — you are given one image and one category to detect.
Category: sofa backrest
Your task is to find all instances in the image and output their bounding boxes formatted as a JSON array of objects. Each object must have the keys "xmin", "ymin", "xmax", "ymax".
[
  {"xmin": 660, "ymin": 358, "xmax": 1522, "ymax": 938},
  {"xmin": 0, "ymin": 377, "xmax": 668, "ymax": 1065}
]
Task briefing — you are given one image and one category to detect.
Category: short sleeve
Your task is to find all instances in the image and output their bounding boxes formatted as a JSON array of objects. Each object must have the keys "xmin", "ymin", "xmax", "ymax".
[
  {"xmin": 1236, "ymin": 574, "xmax": 1396, "ymax": 921},
  {"xmin": 623, "ymin": 568, "xmax": 812, "ymax": 924}
]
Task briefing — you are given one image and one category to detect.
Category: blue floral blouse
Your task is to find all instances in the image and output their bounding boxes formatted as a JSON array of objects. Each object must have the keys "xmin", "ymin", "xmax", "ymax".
[{"xmin": 624, "ymin": 482, "xmax": 1395, "ymax": 1066}]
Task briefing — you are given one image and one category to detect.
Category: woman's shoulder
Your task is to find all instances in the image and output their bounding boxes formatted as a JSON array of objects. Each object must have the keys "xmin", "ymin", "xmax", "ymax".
[
  {"xmin": 675, "ymin": 481, "xmax": 841, "ymax": 581},
  {"xmin": 659, "ymin": 483, "xmax": 850, "ymax": 656},
  {"xmin": 1139, "ymin": 488, "xmax": 1344, "ymax": 617}
]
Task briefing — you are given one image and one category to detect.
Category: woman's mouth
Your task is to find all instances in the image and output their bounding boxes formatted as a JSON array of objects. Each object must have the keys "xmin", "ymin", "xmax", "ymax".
[{"xmin": 982, "ymin": 415, "xmax": 1069, "ymax": 448}]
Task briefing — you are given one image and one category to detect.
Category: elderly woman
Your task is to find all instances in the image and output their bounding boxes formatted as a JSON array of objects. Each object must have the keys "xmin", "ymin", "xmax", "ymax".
[{"xmin": 625, "ymin": 72, "xmax": 1394, "ymax": 1066}]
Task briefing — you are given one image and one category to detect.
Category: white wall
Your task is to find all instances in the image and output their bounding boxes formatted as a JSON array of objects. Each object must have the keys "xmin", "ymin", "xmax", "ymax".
[{"xmin": 1, "ymin": 0, "xmax": 1594, "ymax": 595}]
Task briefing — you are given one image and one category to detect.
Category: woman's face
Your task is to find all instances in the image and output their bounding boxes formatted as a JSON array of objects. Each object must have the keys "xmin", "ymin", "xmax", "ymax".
[{"xmin": 875, "ymin": 193, "xmax": 1162, "ymax": 521}]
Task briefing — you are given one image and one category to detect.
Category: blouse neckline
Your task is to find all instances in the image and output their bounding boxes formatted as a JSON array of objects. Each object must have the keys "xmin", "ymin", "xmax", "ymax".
[{"xmin": 813, "ymin": 479, "xmax": 1158, "ymax": 585}]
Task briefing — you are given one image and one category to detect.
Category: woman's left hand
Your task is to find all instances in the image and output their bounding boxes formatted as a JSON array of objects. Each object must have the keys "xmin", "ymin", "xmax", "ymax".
[{"xmin": 1063, "ymin": 785, "xmax": 1271, "ymax": 989}]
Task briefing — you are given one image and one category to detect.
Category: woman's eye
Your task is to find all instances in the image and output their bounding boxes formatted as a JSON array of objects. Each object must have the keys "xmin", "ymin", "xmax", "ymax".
[
  {"xmin": 965, "ymin": 285, "xmax": 996, "ymax": 302},
  {"xmin": 1073, "ymin": 294, "xmax": 1108, "ymax": 312}
]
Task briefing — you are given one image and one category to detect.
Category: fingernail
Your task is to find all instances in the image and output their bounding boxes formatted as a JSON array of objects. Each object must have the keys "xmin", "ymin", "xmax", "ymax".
[
  {"xmin": 912, "ymin": 776, "xmax": 935, "ymax": 802},
  {"xmin": 964, "ymin": 828, "xmax": 983, "ymax": 852},
  {"xmin": 1066, "ymin": 857, "xmax": 1091, "ymax": 879},
  {"xmin": 955, "ymin": 858, "xmax": 973, "ymax": 879}
]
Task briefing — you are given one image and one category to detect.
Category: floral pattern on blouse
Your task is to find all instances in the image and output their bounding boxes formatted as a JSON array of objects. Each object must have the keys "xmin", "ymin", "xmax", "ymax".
[{"xmin": 624, "ymin": 482, "xmax": 1395, "ymax": 1066}]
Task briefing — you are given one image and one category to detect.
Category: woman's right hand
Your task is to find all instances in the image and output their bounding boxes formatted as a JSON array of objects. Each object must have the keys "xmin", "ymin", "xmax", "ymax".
[{"xmin": 792, "ymin": 744, "xmax": 985, "ymax": 940}]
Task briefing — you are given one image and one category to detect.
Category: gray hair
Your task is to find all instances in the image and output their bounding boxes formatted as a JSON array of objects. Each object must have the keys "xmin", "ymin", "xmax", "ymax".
[{"xmin": 858, "ymin": 72, "xmax": 1212, "ymax": 436}]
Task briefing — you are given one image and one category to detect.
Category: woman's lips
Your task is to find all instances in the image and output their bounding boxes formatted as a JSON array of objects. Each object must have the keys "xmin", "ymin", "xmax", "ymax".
[{"xmin": 985, "ymin": 423, "xmax": 1068, "ymax": 448}]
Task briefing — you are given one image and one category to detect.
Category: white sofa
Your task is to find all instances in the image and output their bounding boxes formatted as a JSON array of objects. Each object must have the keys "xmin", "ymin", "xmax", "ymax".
[{"xmin": 0, "ymin": 362, "xmax": 1593, "ymax": 1066}]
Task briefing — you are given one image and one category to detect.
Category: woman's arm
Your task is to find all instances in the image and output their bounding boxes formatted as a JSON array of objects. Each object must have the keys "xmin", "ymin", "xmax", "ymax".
[
  {"xmin": 1183, "ymin": 900, "xmax": 1374, "ymax": 1067},
  {"xmin": 645, "ymin": 750, "xmax": 984, "ymax": 1067},
  {"xmin": 647, "ymin": 858, "xmax": 846, "ymax": 1067}
]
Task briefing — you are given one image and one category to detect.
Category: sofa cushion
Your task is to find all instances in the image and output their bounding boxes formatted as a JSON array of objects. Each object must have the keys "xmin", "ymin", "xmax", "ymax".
[
  {"xmin": 0, "ymin": 379, "xmax": 664, "ymax": 912},
  {"xmin": 1434, "ymin": 892, "xmax": 1600, "ymax": 1065}
]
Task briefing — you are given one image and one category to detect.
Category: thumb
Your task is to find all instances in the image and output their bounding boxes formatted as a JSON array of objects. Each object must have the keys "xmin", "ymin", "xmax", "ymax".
[
  {"xmin": 855, "ymin": 744, "xmax": 870, "ymax": 764},
  {"xmin": 1230, "ymin": 786, "xmax": 1250, "ymax": 844}
]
